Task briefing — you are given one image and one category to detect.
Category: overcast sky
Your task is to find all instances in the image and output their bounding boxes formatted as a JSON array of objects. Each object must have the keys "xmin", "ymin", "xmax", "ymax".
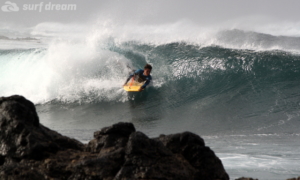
[{"xmin": 1, "ymin": 0, "xmax": 300, "ymax": 27}]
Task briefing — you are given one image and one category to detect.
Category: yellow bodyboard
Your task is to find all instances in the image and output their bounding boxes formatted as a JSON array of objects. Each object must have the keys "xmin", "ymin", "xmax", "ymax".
[{"xmin": 123, "ymin": 81, "xmax": 144, "ymax": 92}]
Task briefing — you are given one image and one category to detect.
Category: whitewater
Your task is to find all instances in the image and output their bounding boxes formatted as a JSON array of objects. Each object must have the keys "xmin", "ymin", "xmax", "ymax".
[{"xmin": 0, "ymin": 21, "xmax": 300, "ymax": 179}]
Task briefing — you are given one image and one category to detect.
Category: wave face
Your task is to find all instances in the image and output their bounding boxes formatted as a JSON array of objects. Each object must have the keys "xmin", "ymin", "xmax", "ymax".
[{"xmin": 1, "ymin": 30, "xmax": 300, "ymax": 134}]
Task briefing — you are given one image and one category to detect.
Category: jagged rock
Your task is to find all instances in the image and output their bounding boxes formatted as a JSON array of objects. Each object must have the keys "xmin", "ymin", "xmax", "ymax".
[
  {"xmin": 116, "ymin": 131, "xmax": 194, "ymax": 180},
  {"xmin": 73, "ymin": 122, "xmax": 136, "ymax": 179},
  {"xmin": 0, "ymin": 95, "xmax": 230, "ymax": 180},
  {"xmin": 157, "ymin": 132, "xmax": 229, "ymax": 180},
  {"xmin": 0, "ymin": 95, "xmax": 83, "ymax": 161},
  {"xmin": 86, "ymin": 122, "xmax": 135, "ymax": 154}
]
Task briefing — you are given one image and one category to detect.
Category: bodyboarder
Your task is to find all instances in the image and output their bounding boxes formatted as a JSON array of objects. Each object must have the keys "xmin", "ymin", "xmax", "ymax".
[{"xmin": 123, "ymin": 64, "xmax": 152, "ymax": 91}]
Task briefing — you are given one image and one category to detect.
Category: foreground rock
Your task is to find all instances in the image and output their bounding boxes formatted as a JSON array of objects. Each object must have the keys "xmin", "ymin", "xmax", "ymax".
[{"xmin": 0, "ymin": 95, "xmax": 229, "ymax": 180}]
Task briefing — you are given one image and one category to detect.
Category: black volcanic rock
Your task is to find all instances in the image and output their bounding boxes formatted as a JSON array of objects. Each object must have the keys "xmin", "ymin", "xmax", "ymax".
[
  {"xmin": 86, "ymin": 122, "xmax": 135, "ymax": 154},
  {"xmin": 0, "ymin": 95, "xmax": 230, "ymax": 180},
  {"xmin": 0, "ymin": 95, "xmax": 83, "ymax": 161},
  {"xmin": 116, "ymin": 131, "xmax": 194, "ymax": 180},
  {"xmin": 157, "ymin": 132, "xmax": 229, "ymax": 180},
  {"xmin": 0, "ymin": 95, "xmax": 39, "ymax": 126}
]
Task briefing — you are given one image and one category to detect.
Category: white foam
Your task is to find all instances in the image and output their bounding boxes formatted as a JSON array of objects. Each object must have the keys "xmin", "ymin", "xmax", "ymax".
[
  {"xmin": 0, "ymin": 38, "xmax": 131, "ymax": 104},
  {"xmin": 219, "ymin": 152, "xmax": 300, "ymax": 176}
]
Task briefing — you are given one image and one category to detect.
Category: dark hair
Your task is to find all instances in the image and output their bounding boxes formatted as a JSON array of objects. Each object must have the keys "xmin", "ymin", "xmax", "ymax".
[{"xmin": 144, "ymin": 64, "xmax": 152, "ymax": 70}]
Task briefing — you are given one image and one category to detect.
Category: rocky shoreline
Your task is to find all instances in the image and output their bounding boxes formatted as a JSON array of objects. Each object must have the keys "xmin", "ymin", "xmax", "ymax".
[{"xmin": 0, "ymin": 95, "xmax": 298, "ymax": 180}]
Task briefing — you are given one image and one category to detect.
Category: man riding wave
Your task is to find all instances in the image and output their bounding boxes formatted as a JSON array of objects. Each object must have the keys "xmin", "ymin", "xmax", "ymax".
[{"xmin": 123, "ymin": 64, "xmax": 152, "ymax": 91}]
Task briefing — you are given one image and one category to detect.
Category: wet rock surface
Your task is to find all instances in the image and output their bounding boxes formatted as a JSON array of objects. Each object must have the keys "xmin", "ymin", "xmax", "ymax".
[{"xmin": 0, "ymin": 95, "xmax": 229, "ymax": 180}]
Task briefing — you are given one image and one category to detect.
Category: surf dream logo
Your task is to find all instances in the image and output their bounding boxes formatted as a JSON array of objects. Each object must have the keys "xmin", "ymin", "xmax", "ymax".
[
  {"xmin": 1, "ymin": 1, "xmax": 76, "ymax": 12},
  {"xmin": 1, "ymin": 1, "xmax": 19, "ymax": 12}
]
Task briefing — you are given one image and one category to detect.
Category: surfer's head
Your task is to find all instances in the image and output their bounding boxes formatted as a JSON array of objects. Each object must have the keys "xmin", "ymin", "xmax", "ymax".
[{"xmin": 144, "ymin": 64, "xmax": 152, "ymax": 76}]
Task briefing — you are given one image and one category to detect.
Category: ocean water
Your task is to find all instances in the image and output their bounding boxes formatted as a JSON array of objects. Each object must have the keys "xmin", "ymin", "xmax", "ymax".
[{"xmin": 0, "ymin": 23, "xmax": 300, "ymax": 179}]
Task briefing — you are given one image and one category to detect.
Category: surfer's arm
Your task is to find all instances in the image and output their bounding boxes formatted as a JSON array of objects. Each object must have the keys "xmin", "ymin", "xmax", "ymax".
[
  {"xmin": 124, "ymin": 69, "xmax": 142, "ymax": 85},
  {"xmin": 141, "ymin": 77, "xmax": 151, "ymax": 89},
  {"xmin": 124, "ymin": 74, "xmax": 134, "ymax": 85}
]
